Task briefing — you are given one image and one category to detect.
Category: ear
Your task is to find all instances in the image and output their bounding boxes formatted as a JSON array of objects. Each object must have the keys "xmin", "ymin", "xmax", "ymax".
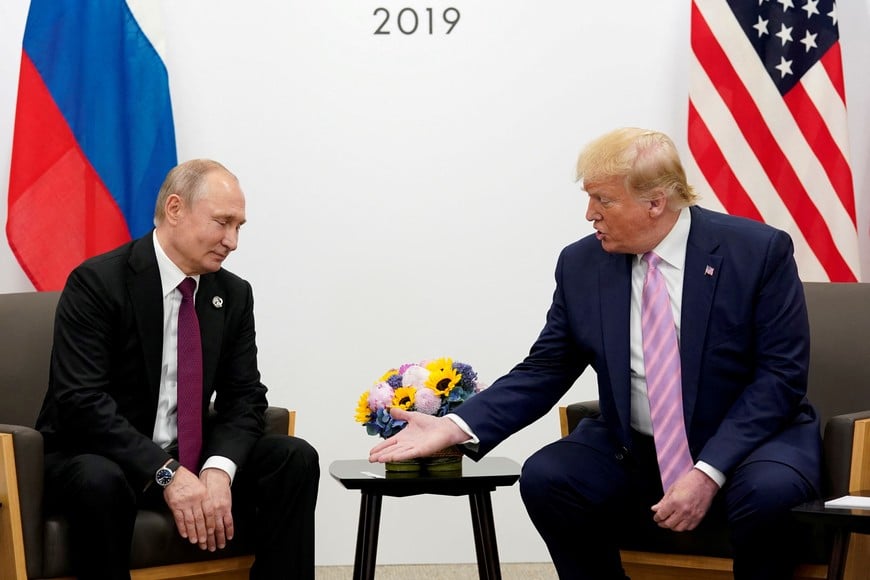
[
  {"xmin": 164, "ymin": 194, "xmax": 184, "ymax": 225},
  {"xmin": 647, "ymin": 191, "xmax": 668, "ymax": 217}
]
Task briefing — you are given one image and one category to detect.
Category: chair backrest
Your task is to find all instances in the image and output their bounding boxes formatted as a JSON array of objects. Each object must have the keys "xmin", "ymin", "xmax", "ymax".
[
  {"xmin": 0, "ymin": 291, "xmax": 60, "ymax": 427},
  {"xmin": 803, "ymin": 282, "xmax": 870, "ymax": 426}
]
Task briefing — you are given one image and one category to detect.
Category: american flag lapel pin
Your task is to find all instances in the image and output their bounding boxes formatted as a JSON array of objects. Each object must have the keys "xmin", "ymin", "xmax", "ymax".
[{"xmin": 704, "ymin": 265, "xmax": 715, "ymax": 277}]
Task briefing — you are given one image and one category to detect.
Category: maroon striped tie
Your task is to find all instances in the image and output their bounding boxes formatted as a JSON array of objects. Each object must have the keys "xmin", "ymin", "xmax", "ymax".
[
  {"xmin": 176, "ymin": 277, "xmax": 203, "ymax": 471},
  {"xmin": 641, "ymin": 252, "xmax": 693, "ymax": 491}
]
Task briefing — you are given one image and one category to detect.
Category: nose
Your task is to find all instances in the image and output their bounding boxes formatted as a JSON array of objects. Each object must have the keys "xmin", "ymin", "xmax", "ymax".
[
  {"xmin": 222, "ymin": 228, "xmax": 239, "ymax": 251},
  {"xmin": 585, "ymin": 198, "xmax": 600, "ymax": 222}
]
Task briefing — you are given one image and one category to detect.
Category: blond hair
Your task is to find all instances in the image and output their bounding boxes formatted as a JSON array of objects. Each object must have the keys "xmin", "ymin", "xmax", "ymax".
[{"xmin": 575, "ymin": 128, "xmax": 698, "ymax": 207}]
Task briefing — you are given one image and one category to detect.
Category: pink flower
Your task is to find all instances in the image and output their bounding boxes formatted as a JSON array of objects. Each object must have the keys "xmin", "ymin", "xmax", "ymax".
[
  {"xmin": 369, "ymin": 382, "xmax": 394, "ymax": 410},
  {"xmin": 414, "ymin": 388, "xmax": 442, "ymax": 415}
]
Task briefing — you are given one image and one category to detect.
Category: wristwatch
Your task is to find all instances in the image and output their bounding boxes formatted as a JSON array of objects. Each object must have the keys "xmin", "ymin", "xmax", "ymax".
[{"xmin": 155, "ymin": 459, "xmax": 181, "ymax": 488}]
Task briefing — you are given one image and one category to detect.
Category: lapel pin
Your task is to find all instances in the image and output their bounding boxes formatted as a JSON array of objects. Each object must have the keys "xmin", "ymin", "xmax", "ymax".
[
  {"xmin": 704, "ymin": 265, "xmax": 715, "ymax": 277},
  {"xmin": 212, "ymin": 296, "xmax": 224, "ymax": 309}
]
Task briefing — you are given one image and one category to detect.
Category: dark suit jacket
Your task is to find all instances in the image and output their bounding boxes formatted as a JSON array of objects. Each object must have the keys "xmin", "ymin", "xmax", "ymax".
[
  {"xmin": 455, "ymin": 205, "xmax": 821, "ymax": 490},
  {"xmin": 37, "ymin": 233, "xmax": 268, "ymax": 487}
]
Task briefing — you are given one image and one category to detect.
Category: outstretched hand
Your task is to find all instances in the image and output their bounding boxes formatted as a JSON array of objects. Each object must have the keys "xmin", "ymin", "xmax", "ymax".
[{"xmin": 368, "ymin": 408, "xmax": 470, "ymax": 463}]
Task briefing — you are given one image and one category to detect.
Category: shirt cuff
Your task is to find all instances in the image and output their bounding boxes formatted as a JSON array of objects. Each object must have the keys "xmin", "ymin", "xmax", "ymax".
[
  {"xmin": 201, "ymin": 455, "xmax": 238, "ymax": 484},
  {"xmin": 695, "ymin": 461, "xmax": 726, "ymax": 488},
  {"xmin": 445, "ymin": 413, "xmax": 480, "ymax": 445}
]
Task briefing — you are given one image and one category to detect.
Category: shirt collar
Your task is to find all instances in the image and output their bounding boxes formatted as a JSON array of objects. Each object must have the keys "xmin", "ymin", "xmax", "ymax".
[
  {"xmin": 152, "ymin": 230, "xmax": 200, "ymax": 298},
  {"xmin": 638, "ymin": 207, "xmax": 691, "ymax": 270}
]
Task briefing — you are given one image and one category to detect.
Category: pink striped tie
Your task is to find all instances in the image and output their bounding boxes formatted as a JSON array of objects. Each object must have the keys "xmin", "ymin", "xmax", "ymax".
[
  {"xmin": 177, "ymin": 277, "xmax": 203, "ymax": 471},
  {"xmin": 641, "ymin": 252, "xmax": 693, "ymax": 491}
]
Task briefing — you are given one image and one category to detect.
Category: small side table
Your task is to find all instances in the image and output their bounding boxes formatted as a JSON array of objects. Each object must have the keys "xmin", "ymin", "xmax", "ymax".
[
  {"xmin": 792, "ymin": 490, "xmax": 870, "ymax": 580},
  {"xmin": 330, "ymin": 456, "xmax": 521, "ymax": 580}
]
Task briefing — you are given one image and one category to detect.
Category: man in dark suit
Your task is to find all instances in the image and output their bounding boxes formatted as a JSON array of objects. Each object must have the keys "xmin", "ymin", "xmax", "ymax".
[
  {"xmin": 370, "ymin": 128, "xmax": 820, "ymax": 579},
  {"xmin": 37, "ymin": 159, "xmax": 319, "ymax": 579}
]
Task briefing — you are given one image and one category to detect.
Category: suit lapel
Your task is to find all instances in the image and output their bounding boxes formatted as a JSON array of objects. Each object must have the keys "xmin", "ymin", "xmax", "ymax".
[
  {"xmin": 127, "ymin": 236, "xmax": 164, "ymax": 401},
  {"xmin": 600, "ymin": 252, "xmax": 633, "ymax": 443},
  {"xmin": 681, "ymin": 207, "xmax": 722, "ymax": 432},
  {"xmin": 195, "ymin": 274, "xmax": 224, "ymax": 396}
]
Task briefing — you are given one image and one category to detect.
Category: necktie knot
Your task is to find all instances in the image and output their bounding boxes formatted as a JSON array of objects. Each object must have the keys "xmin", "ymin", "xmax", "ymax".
[
  {"xmin": 643, "ymin": 251, "xmax": 662, "ymax": 269},
  {"xmin": 178, "ymin": 277, "xmax": 196, "ymax": 302}
]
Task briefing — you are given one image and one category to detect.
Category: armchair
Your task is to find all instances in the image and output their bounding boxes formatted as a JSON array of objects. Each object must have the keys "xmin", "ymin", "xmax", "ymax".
[
  {"xmin": 559, "ymin": 282, "xmax": 870, "ymax": 579},
  {"xmin": 0, "ymin": 290, "xmax": 296, "ymax": 580}
]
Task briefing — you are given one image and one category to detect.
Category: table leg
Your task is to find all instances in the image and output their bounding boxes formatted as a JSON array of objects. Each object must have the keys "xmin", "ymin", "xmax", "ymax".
[
  {"xmin": 827, "ymin": 529, "xmax": 850, "ymax": 580},
  {"xmin": 468, "ymin": 490, "xmax": 501, "ymax": 580},
  {"xmin": 353, "ymin": 492, "xmax": 383, "ymax": 580}
]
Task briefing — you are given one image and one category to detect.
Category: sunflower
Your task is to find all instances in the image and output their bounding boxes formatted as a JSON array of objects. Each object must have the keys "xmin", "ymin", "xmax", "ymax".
[
  {"xmin": 379, "ymin": 368, "xmax": 400, "ymax": 383},
  {"xmin": 354, "ymin": 391, "xmax": 372, "ymax": 423},
  {"xmin": 391, "ymin": 386, "xmax": 417, "ymax": 410},
  {"xmin": 425, "ymin": 357, "xmax": 462, "ymax": 397}
]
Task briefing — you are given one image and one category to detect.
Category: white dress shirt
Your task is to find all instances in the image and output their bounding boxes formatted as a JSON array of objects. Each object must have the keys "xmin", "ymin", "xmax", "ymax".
[{"xmin": 152, "ymin": 232, "xmax": 237, "ymax": 481}]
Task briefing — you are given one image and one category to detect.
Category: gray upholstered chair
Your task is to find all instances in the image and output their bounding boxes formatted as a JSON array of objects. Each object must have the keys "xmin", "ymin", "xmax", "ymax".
[
  {"xmin": 559, "ymin": 282, "xmax": 870, "ymax": 579},
  {"xmin": 0, "ymin": 291, "xmax": 296, "ymax": 580}
]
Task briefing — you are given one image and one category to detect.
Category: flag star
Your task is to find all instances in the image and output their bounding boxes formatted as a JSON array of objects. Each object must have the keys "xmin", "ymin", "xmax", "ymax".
[
  {"xmin": 777, "ymin": 0, "xmax": 795, "ymax": 11},
  {"xmin": 775, "ymin": 56, "xmax": 794, "ymax": 78},
  {"xmin": 758, "ymin": 0, "xmax": 770, "ymax": 4},
  {"xmin": 800, "ymin": 29, "xmax": 818, "ymax": 52},
  {"xmin": 828, "ymin": 2, "xmax": 838, "ymax": 25},
  {"xmin": 802, "ymin": 0, "xmax": 820, "ymax": 18},
  {"xmin": 753, "ymin": 16, "xmax": 770, "ymax": 37},
  {"xmin": 775, "ymin": 23, "xmax": 794, "ymax": 46}
]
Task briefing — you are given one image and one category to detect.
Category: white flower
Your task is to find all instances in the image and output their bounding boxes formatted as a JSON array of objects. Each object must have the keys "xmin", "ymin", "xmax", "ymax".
[{"xmin": 401, "ymin": 365, "xmax": 429, "ymax": 388}]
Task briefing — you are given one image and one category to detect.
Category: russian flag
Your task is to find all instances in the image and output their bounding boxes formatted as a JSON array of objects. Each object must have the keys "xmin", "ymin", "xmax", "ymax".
[{"xmin": 7, "ymin": 0, "xmax": 177, "ymax": 291}]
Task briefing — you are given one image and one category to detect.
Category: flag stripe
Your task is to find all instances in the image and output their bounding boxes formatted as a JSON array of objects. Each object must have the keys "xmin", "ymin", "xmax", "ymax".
[
  {"xmin": 820, "ymin": 41, "xmax": 846, "ymax": 103},
  {"xmin": 687, "ymin": 101, "xmax": 763, "ymax": 222},
  {"xmin": 688, "ymin": 1, "xmax": 857, "ymax": 282},
  {"xmin": 783, "ymin": 83, "xmax": 854, "ymax": 224}
]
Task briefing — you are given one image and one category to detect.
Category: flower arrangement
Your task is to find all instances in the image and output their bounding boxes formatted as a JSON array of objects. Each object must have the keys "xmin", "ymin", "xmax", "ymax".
[{"xmin": 355, "ymin": 357, "xmax": 486, "ymax": 438}]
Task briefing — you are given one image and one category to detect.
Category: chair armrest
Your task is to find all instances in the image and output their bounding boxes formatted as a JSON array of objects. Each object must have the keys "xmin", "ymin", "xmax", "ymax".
[
  {"xmin": 823, "ymin": 411, "xmax": 870, "ymax": 497},
  {"xmin": 559, "ymin": 401, "xmax": 601, "ymax": 437},
  {"xmin": 264, "ymin": 407, "xmax": 295, "ymax": 436},
  {"xmin": 0, "ymin": 424, "xmax": 45, "ymax": 579}
]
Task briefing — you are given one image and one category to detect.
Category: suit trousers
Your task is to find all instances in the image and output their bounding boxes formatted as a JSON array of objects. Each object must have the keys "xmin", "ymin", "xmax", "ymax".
[
  {"xmin": 44, "ymin": 433, "xmax": 320, "ymax": 580},
  {"xmin": 519, "ymin": 423, "xmax": 815, "ymax": 580}
]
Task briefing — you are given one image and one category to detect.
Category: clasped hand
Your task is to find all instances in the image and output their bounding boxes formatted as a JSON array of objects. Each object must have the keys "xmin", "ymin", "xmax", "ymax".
[
  {"xmin": 163, "ymin": 466, "xmax": 234, "ymax": 551},
  {"xmin": 650, "ymin": 468, "xmax": 719, "ymax": 532}
]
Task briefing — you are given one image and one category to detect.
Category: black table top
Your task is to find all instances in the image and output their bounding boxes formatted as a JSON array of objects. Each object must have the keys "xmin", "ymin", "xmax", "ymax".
[
  {"xmin": 792, "ymin": 490, "xmax": 870, "ymax": 534},
  {"xmin": 329, "ymin": 457, "xmax": 521, "ymax": 498}
]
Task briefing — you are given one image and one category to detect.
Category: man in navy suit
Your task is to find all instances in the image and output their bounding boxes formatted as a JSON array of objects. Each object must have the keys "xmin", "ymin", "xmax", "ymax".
[
  {"xmin": 370, "ymin": 128, "xmax": 820, "ymax": 579},
  {"xmin": 38, "ymin": 159, "xmax": 319, "ymax": 579}
]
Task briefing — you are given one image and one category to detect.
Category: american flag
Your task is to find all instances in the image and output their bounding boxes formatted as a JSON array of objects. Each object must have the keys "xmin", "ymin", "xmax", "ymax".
[{"xmin": 688, "ymin": 0, "xmax": 858, "ymax": 282}]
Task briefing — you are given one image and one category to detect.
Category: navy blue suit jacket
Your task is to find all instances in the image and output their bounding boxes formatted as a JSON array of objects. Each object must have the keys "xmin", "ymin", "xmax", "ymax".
[
  {"xmin": 455, "ymin": 206, "xmax": 821, "ymax": 490},
  {"xmin": 36, "ymin": 234, "xmax": 268, "ymax": 487}
]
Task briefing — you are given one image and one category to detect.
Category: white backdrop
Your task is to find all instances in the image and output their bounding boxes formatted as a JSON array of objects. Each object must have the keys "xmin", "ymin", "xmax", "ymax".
[{"xmin": 1, "ymin": 0, "xmax": 870, "ymax": 567}]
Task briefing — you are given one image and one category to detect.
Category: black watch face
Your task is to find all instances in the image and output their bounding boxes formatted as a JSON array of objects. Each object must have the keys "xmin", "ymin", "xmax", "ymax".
[{"xmin": 156, "ymin": 467, "xmax": 174, "ymax": 487}]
